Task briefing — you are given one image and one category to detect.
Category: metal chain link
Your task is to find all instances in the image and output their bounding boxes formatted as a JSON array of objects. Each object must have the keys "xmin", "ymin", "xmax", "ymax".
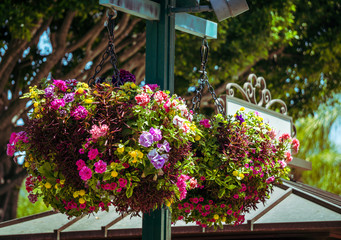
[
  {"xmin": 88, "ymin": 8, "xmax": 121, "ymax": 87},
  {"xmin": 191, "ymin": 38, "xmax": 226, "ymax": 116}
]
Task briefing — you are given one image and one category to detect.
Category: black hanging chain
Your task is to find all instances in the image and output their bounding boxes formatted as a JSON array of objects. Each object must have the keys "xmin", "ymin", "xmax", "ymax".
[
  {"xmin": 191, "ymin": 38, "xmax": 226, "ymax": 116},
  {"xmin": 88, "ymin": 8, "xmax": 121, "ymax": 87}
]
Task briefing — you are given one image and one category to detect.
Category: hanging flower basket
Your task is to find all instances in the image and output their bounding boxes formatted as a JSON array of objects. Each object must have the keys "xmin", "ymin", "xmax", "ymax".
[
  {"xmin": 7, "ymin": 72, "xmax": 201, "ymax": 217},
  {"xmin": 171, "ymin": 109, "xmax": 300, "ymax": 228}
]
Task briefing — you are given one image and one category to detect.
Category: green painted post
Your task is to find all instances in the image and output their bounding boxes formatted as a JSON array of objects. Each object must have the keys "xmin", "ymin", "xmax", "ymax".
[
  {"xmin": 143, "ymin": 0, "xmax": 174, "ymax": 239},
  {"xmin": 145, "ymin": 0, "xmax": 175, "ymax": 93}
]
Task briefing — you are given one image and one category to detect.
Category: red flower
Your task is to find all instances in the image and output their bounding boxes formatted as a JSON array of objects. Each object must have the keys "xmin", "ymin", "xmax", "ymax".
[{"xmin": 135, "ymin": 93, "xmax": 150, "ymax": 107}]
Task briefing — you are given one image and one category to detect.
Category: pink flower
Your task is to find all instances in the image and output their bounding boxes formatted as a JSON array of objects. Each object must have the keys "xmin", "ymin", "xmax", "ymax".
[
  {"xmin": 118, "ymin": 178, "xmax": 128, "ymax": 188},
  {"xmin": 227, "ymin": 209, "xmax": 233, "ymax": 215},
  {"xmin": 199, "ymin": 197, "xmax": 204, "ymax": 202},
  {"xmin": 266, "ymin": 176, "xmax": 275, "ymax": 184},
  {"xmin": 204, "ymin": 205, "xmax": 210, "ymax": 211},
  {"xmin": 178, "ymin": 204, "xmax": 183, "ymax": 210},
  {"xmin": 291, "ymin": 138, "xmax": 300, "ymax": 154},
  {"xmin": 53, "ymin": 80, "xmax": 67, "ymax": 92},
  {"xmin": 240, "ymin": 184, "xmax": 247, "ymax": 192},
  {"xmin": 233, "ymin": 194, "xmax": 239, "ymax": 199},
  {"xmin": 193, "ymin": 198, "xmax": 199, "ymax": 204},
  {"xmin": 154, "ymin": 90, "xmax": 168, "ymax": 104},
  {"xmin": 279, "ymin": 133, "xmax": 291, "ymax": 142},
  {"xmin": 99, "ymin": 202, "xmax": 105, "ymax": 209},
  {"xmin": 28, "ymin": 193, "xmax": 38, "ymax": 203},
  {"xmin": 221, "ymin": 204, "xmax": 226, "ymax": 208},
  {"xmin": 285, "ymin": 151, "xmax": 293, "ymax": 163},
  {"xmin": 79, "ymin": 166, "xmax": 92, "ymax": 181},
  {"xmin": 51, "ymin": 98, "xmax": 65, "ymax": 110},
  {"xmin": 6, "ymin": 144, "xmax": 15, "ymax": 156},
  {"xmin": 279, "ymin": 160, "xmax": 287, "ymax": 168},
  {"xmin": 76, "ymin": 159, "xmax": 86, "ymax": 170},
  {"xmin": 79, "ymin": 149, "xmax": 85, "ymax": 154},
  {"xmin": 135, "ymin": 93, "xmax": 150, "ymax": 107},
  {"xmin": 89, "ymin": 206, "xmax": 96, "ymax": 211},
  {"xmin": 90, "ymin": 124, "xmax": 109, "ymax": 139},
  {"xmin": 178, "ymin": 216, "xmax": 184, "ymax": 220},
  {"xmin": 71, "ymin": 105, "xmax": 88, "ymax": 120},
  {"xmin": 199, "ymin": 119, "xmax": 211, "ymax": 128},
  {"xmin": 79, "ymin": 203, "xmax": 86, "ymax": 209},
  {"xmin": 185, "ymin": 209, "xmax": 190, "ymax": 213},
  {"xmin": 94, "ymin": 160, "xmax": 107, "ymax": 174},
  {"xmin": 201, "ymin": 224, "xmax": 207, "ymax": 228},
  {"xmin": 9, "ymin": 132, "xmax": 18, "ymax": 145},
  {"xmin": 88, "ymin": 148, "xmax": 99, "ymax": 160}
]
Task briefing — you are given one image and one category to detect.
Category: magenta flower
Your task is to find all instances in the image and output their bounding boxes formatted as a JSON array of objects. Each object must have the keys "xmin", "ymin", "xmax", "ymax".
[
  {"xmin": 88, "ymin": 148, "xmax": 99, "ymax": 160},
  {"xmin": 76, "ymin": 159, "xmax": 86, "ymax": 170},
  {"xmin": 291, "ymin": 138, "xmax": 300, "ymax": 154},
  {"xmin": 94, "ymin": 160, "xmax": 107, "ymax": 174},
  {"xmin": 139, "ymin": 131, "xmax": 154, "ymax": 148},
  {"xmin": 9, "ymin": 132, "xmax": 17, "ymax": 145},
  {"xmin": 118, "ymin": 178, "xmax": 128, "ymax": 188},
  {"xmin": 79, "ymin": 149, "xmax": 85, "ymax": 154},
  {"xmin": 71, "ymin": 105, "xmax": 88, "ymax": 120},
  {"xmin": 285, "ymin": 151, "xmax": 293, "ymax": 163},
  {"xmin": 28, "ymin": 193, "xmax": 38, "ymax": 203},
  {"xmin": 153, "ymin": 90, "xmax": 168, "ymax": 104},
  {"xmin": 51, "ymin": 99, "xmax": 65, "ymax": 110},
  {"xmin": 233, "ymin": 194, "xmax": 239, "ymax": 199},
  {"xmin": 157, "ymin": 140, "xmax": 170, "ymax": 153},
  {"xmin": 79, "ymin": 166, "xmax": 92, "ymax": 181},
  {"xmin": 89, "ymin": 206, "xmax": 96, "ymax": 211},
  {"xmin": 199, "ymin": 119, "xmax": 211, "ymax": 128},
  {"xmin": 146, "ymin": 84, "xmax": 159, "ymax": 91},
  {"xmin": 279, "ymin": 133, "xmax": 291, "ymax": 142},
  {"xmin": 204, "ymin": 205, "xmax": 210, "ymax": 211},
  {"xmin": 6, "ymin": 144, "xmax": 15, "ymax": 156},
  {"xmin": 227, "ymin": 209, "xmax": 233, "ymax": 215},
  {"xmin": 149, "ymin": 127, "xmax": 162, "ymax": 142},
  {"xmin": 266, "ymin": 176, "xmax": 275, "ymax": 184},
  {"xmin": 79, "ymin": 203, "xmax": 86, "ymax": 209},
  {"xmin": 53, "ymin": 80, "xmax": 67, "ymax": 92}
]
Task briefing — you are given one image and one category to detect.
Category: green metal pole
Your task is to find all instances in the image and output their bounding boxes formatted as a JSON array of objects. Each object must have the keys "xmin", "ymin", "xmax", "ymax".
[{"xmin": 143, "ymin": 0, "xmax": 174, "ymax": 239}]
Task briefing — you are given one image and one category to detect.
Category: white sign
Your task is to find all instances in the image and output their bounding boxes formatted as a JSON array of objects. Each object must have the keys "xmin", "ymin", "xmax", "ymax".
[{"xmin": 225, "ymin": 96, "xmax": 293, "ymax": 137}]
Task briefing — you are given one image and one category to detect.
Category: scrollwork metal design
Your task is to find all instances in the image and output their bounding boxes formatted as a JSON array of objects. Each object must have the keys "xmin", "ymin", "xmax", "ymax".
[{"xmin": 226, "ymin": 73, "xmax": 288, "ymax": 115}]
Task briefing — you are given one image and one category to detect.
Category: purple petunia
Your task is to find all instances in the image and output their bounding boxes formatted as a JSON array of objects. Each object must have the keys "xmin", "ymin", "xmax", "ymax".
[
  {"xmin": 63, "ymin": 93, "xmax": 75, "ymax": 103},
  {"xmin": 119, "ymin": 69, "xmax": 136, "ymax": 83},
  {"xmin": 157, "ymin": 140, "xmax": 170, "ymax": 153},
  {"xmin": 147, "ymin": 149, "xmax": 166, "ymax": 169},
  {"xmin": 139, "ymin": 131, "xmax": 154, "ymax": 148},
  {"xmin": 94, "ymin": 160, "xmax": 107, "ymax": 174},
  {"xmin": 149, "ymin": 127, "xmax": 162, "ymax": 142},
  {"xmin": 146, "ymin": 84, "xmax": 159, "ymax": 91},
  {"xmin": 235, "ymin": 114, "xmax": 245, "ymax": 125},
  {"xmin": 44, "ymin": 85, "xmax": 55, "ymax": 98}
]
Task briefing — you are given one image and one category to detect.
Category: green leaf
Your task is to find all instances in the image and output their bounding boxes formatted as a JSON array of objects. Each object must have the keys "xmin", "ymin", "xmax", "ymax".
[
  {"xmin": 126, "ymin": 187, "xmax": 133, "ymax": 198},
  {"xmin": 218, "ymin": 188, "xmax": 225, "ymax": 198}
]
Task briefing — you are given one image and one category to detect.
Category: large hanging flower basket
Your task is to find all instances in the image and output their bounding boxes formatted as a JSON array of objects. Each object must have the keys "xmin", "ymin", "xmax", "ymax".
[
  {"xmin": 171, "ymin": 109, "xmax": 300, "ymax": 228},
  {"xmin": 7, "ymin": 73, "xmax": 201, "ymax": 217}
]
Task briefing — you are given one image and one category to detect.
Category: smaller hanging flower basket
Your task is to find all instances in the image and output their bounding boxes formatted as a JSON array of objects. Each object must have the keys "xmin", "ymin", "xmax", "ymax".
[
  {"xmin": 7, "ymin": 72, "xmax": 201, "ymax": 217},
  {"xmin": 171, "ymin": 109, "xmax": 299, "ymax": 229}
]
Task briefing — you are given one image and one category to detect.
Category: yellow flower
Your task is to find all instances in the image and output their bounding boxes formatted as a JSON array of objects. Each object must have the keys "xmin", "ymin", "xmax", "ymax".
[
  {"xmin": 45, "ymin": 182, "xmax": 52, "ymax": 189},
  {"xmin": 233, "ymin": 170, "xmax": 239, "ymax": 176},
  {"xmin": 195, "ymin": 135, "xmax": 201, "ymax": 141},
  {"xmin": 242, "ymin": 122, "xmax": 246, "ymax": 125},
  {"xmin": 165, "ymin": 200, "xmax": 171, "ymax": 207},
  {"xmin": 239, "ymin": 173, "xmax": 245, "ymax": 180},
  {"xmin": 110, "ymin": 162, "xmax": 117, "ymax": 168},
  {"xmin": 234, "ymin": 114, "xmax": 237, "ymax": 117},
  {"xmin": 240, "ymin": 107, "xmax": 245, "ymax": 111},
  {"xmin": 55, "ymin": 184, "xmax": 59, "ymax": 189},
  {"xmin": 213, "ymin": 214, "xmax": 219, "ymax": 220},
  {"xmin": 34, "ymin": 102, "xmax": 39, "ymax": 108},
  {"xmin": 79, "ymin": 190, "xmax": 85, "ymax": 196},
  {"xmin": 117, "ymin": 147, "xmax": 125, "ymax": 153},
  {"xmin": 259, "ymin": 117, "xmax": 263, "ymax": 121},
  {"xmin": 84, "ymin": 99, "xmax": 93, "ymax": 104},
  {"xmin": 60, "ymin": 180, "xmax": 65, "ymax": 185},
  {"xmin": 82, "ymin": 83, "xmax": 89, "ymax": 89},
  {"xmin": 34, "ymin": 107, "xmax": 40, "ymax": 113},
  {"xmin": 131, "ymin": 83, "xmax": 137, "ymax": 89},
  {"xmin": 79, "ymin": 198, "xmax": 85, "ymax": 204},
  {"xmin": 129, "ymin": 151, "xmax": 137, "ymax": 157},
  {"xmin": 77, "ymin": 88, "xmax": 84, "ymax": 94},
  {"xmin": 137, "ymin": 150, "xmax": 143, "ymax": 158},
  {"xmin": 36, "ymin": 114, "xmax": 42, "ymax": 118},
  {"xmin": 24, "ymin": 161, "xmax": 30, "ymax": 168},
  {"xmin": 221, "ymin": 217, "xmax": 226, "ymax": 222},
  {"xmin": 93, "ymin": 90, "xmax": 99, "ymax": 94},
  {"xmin": 111, "ymin": 171, "xmax": 118, "ymax": 178},
  {"xmin": 73, "ymin": 191, "xmax": 79, "ymax": 198}
]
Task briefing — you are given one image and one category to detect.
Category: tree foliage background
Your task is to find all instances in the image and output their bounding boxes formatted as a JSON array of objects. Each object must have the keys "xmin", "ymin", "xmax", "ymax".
[{"xmin": 0, "ymin": 0, "xmax": 340, "ymax": 221}]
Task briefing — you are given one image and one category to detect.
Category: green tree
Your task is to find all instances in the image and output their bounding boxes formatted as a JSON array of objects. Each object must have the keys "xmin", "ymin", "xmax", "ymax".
[
  {"xmin": 295, "ymin": 96, "xmax": 341, "ymax": 194},
  {"xmin": 0, "ymin": 0, "xmax": 145, "ymax": 221}
]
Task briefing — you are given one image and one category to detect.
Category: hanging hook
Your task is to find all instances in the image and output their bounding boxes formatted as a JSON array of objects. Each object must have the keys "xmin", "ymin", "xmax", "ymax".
[
  {"xmin": 200, "ymin": 37, "xmax": 209, "ymax": 73},
  {"xmin": 106, "ymin": 7, "xmax": 117, "ymax": 41}
]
